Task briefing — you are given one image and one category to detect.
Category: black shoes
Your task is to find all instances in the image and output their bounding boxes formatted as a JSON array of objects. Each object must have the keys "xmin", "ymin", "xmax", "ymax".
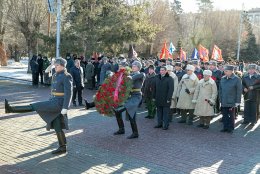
[
  {"xmin": 5, "ymin": 99, "xmax": 34, "ymax": 113},
  {"xmin": 5, "ymin": 99, "xmax": 11, "ymax": 113},
  {"xmin": 220, "ymin": 129, "xmax": 233, "ymax": 133},
  {"xmin": 203, "ymin": 125, "xmax": 209, "ymax": 129},
  {"xmin": 154, "ymin": 125, "xmax": 163, "ymax": 128},
  {"xmin": 127, "ymin": 133, "xmax": 139, "ymax": 139},
  {"xmin": 84, "ymin": 99, "xmax": 95, "ymax": 110},
  {"xmin": 114, "ymin": 129, "xmax": 125, "ymax": 135},
  {"xmin": 197, "ymin": 124, "xmax": 204, "ymax": 128},
  {"xmin": 178, "ymin": 120, "xmax": 186, "ymax": 123}
]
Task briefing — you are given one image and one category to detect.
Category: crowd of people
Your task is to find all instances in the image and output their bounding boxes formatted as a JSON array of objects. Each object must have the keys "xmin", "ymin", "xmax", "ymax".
[
  {"xmin": 5, "ymin": 53, "xmax": 260, "ymax": 155},
  {"xmin": 30, "ymin": 53, "xmax": 260, "ymax": 134}
]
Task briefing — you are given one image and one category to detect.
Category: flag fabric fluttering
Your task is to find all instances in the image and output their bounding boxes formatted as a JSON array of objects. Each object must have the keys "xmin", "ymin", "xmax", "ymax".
[
  {"xmin": 191, "ymin": 48, "xmax": 199, "ymax": 60},
  {"xmin": 160, "ymin": 41, "xmax": 171, "ymax": 59},
  {"xmin": 169, "ymin": 42, "xmax": 176, "ymax": 55},
  {"xmin": 132, "ymin": 45, "xmax": 138, "ymax": 58},
  {"xmin": 180, "ymin": 48, "xmax": 187, "ymax": 62},
  {"xmin": 128, "ymin": 45, "xmax": 138, "ymax": 58},
  {"xmin": 211, "ymin": 45, "xmax": 223, "ymax": 62},
  {"xmin": 198, "ymin": 45, "xmax": 209, "ymax": 62}
]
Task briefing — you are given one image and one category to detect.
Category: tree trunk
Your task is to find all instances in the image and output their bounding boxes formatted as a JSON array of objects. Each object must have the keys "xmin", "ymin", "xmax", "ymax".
[{"xmin": 0, "ymin": 41, "xmax": 7, "ymax": 66}]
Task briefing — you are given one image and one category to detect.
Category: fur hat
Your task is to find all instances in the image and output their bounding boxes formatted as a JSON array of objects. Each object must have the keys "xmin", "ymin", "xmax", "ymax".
[
  {"xmin": 166, "ymin": 65, "xmax": 174, "ymax": 71},
  {"xmin": 203, "ymin": 70, "xmax": 212, "ymax": 76},
  {"xmin": 54, "ymin": 58, "xmax": 67, "ymax": 67},
  {"xmin": 132, "ymin": 61, "xmax": 142, "ymax": 69},
  {"xmin": 186, "ymin": 64, "xmax": 195, "ymax": 72}
]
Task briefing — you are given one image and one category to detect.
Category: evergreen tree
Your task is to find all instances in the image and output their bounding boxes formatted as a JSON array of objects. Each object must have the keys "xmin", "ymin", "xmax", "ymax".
[
  {"xmin": 239, "ymin": 14, "xmax": 259, "ymax": 62},
  {"xmin": 196, "ymin": 0, "xmax": 214, "ymax": 12}
]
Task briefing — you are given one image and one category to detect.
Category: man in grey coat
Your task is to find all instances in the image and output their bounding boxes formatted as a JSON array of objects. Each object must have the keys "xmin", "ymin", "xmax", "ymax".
[
  {"xmin": 5, "ymin": 58, "xmax": 73, "ymax": 154},
  {"xmin": 153, "ymin": 66, "xmax": 174, "ymax": 130},
  {"xmin": 219, "ymin": 65, "xmax": 242, "ymax": 133}
]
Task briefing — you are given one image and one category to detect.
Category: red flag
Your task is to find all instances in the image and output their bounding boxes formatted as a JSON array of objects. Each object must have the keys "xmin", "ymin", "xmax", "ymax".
[
  {"xmin": 180, "ymin": 48, "xmax": 186, "ymax": 62},
  {"xmin": 160, "ymin": 41, "xmax": 171, "ymax": 59},
  {"xmin": 211, "ymin": 45, "xmax": 223, "ymax": 62},
  {"xmin": 198, "ymin": 45, "xmax": 209, "ymax": 62}
]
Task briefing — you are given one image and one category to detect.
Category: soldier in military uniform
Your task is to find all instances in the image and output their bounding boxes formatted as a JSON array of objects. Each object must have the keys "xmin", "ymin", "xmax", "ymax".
[
  {"xmin": 85, "ymin": 61, "xmax": 145, "ymax": 139},
  {"xmin": 5, "ymin": 58, "xmax": 73, "ymax": 154},
  {"xmin": 113, "ymin": 61, "xmax": 145, "ymax": 139},
  {"xmin": 242, "ymin": 64, "xmax": 260, "ymax": 125},
  {"xmin": 209, "ymin": 61, "xmax": 222, "ymax": 113}
]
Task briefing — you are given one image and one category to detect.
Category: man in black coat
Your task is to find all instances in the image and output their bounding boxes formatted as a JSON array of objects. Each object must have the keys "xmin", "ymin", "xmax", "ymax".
[
  {"xmin": 65, "ymin": 53, "xmax": 74, "ymax": 74},
  {"xmin": 70, "ymin": 59, "xmax": 84, "ymax": 106},
  {"xmin": 153, "ymin": 66, "xmax": 174, "ymax": 130},
  {"xmin": 30, "ymin": 55, "xmax": 39, "ymax": 87}
]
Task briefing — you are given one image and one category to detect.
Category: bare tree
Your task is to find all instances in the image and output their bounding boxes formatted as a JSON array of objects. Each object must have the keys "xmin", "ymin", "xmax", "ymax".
[{"xmin": 7, "ymin": 0, "xmax": 47, "ymax": 58}]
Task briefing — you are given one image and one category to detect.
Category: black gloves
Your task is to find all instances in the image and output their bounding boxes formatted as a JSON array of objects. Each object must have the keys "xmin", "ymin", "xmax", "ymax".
[{"xmin": 185, "ymin": 88, "xmax": 190, "ymax": 94}]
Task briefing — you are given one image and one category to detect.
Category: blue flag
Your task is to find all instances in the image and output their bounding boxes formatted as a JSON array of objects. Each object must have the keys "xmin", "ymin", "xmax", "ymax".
[
  {"xmin": 169, "ymin": 42, "xmax": 176, "ymax": 55},
  {"xmin": 191, "ymin": 48, "xmax": 199, "ymax": 60}
]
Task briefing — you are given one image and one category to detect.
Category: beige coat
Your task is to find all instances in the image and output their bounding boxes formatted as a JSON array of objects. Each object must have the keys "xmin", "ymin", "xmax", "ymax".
[
  {"xmin": 176, "ymin": 73, "xmax": 198, "ymax": 109},
  {"xmin": 169, "ymin": 72, "xmax": 179, "ymax": 108},
  {"xmin": 193, "ymin": 78, "xmax": 218, "ymax": 116}
]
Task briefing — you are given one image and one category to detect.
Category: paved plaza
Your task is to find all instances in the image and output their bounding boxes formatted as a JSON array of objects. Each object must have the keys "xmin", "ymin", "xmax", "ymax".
[{"xmin": 0, "ymin": 78, "xmax": 260, "ymax": 174}]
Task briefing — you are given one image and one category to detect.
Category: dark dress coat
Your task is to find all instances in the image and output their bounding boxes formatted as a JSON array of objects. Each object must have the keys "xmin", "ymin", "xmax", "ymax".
[
  {"xmin": 31, "ymin": 70, "xmax": 73, "ymax": 131},
  {"xmin": 242, "ymin": 73, "xmax": 260, "ymax": 123},
  {"xmin": 153, "ymin": 73, "xmax": 174, "ymax": 107},
  {"xmin": 142, "ymin": 72, "xmax": 156, "ymax": 100},
  {"xmin": 70, "ymin": 66, "xmax": 84, "ymax": 90},
  {"xmin": 125, "ymin": 72, "xmax": 145, "ymax": 118}
]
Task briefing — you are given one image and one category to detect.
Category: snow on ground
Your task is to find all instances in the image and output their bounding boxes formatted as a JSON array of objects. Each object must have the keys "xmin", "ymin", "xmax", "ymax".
[{"xmin": 0, "ymin": 58, "xmax": 31, "ymax": 81}]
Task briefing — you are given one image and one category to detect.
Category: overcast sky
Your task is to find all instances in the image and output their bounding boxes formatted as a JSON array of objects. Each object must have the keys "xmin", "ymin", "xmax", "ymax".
[{"xmin": 178, "ymin": 0, "xmax": 260, "ymax": 12}]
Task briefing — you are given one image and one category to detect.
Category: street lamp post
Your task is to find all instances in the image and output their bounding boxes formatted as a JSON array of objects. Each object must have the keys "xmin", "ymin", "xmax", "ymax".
[
  {"xmin": 237, "ymin": 4, "xmax": 245, "ymax": 62},
  {"xmin": 56, "ymin": 0, "xmax": 62, "ymax": 58}
]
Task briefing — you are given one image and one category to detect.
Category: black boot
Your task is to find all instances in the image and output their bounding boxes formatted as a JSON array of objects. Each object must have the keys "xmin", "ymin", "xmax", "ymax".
[
  {"xmin": 84, "ymin": 99, "xmax": 95, "ymax": 110},
  {"xmin": 5, "ymin": 99, "xmax": 34, "ymax": 113},
  {"xmin": 52, "ymin": 131, "xmax": 67, "ymax": 154},
  {"xmin": 127, "ymin": 117, "xmax": 139, "ymax": 139},
  {"xmin": 114, "ymin": 112, "xmax": 125, "ymax": 135}
]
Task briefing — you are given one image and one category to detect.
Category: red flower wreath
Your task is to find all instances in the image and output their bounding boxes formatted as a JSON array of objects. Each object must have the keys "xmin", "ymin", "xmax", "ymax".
[{"xmin": 94, "ymin": 69, "xmax": 133, "ymax": 116}]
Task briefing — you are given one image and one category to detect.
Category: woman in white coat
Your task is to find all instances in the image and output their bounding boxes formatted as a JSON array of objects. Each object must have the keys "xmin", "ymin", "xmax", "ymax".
[
  {"xmin": 192, "ymin": 70, "xmax": 218, "ymax": 129},
  {"xmin": 176, "ymin": 65, "xmax": 199, "ymax": 125}
]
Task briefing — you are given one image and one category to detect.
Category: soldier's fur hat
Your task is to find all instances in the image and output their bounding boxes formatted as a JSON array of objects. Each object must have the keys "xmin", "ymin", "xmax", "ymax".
[
  {"xmin": 132, "ymin": 61, "xmax": 142, "ymax": 69},
  {"xmin": 54, "ymin": 58, "xmax": 67, "ymax": 67},
  {"xmin": 203, "ymin": 70, "xmax": 212, "ymax": 76}
]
